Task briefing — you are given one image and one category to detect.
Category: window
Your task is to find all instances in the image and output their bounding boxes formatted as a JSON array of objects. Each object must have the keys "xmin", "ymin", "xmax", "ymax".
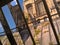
[
  {"xmin": 36, "ymin": 1, "xmax": 46, "ymax": 16},
  {"xmin": 26, "ymin": 4, "xmax": 34, "ymax": 18}
]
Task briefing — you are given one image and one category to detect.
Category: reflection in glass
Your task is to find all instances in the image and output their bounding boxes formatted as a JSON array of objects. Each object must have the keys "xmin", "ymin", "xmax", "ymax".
[{"xmin": 2, "ymin": 5, "xmax": 16, "ymax": 29}]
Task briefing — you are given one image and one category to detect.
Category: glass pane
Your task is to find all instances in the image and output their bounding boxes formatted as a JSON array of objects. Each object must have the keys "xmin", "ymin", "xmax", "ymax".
[
  {"xmin": 7, "ymin": 0, "xmax": 33, "ymax": 45},
  {"xmin": 0, "ymin": 36, "xmax": 11, "ymax": 45},
  {"xmin": 0, "ymin": 22, "xmax": 4, "ymax": 35},
  {"xmin": 46, "ymin": 0, "xmax": 60, "ymax": 43},
  {"xmin": 23, "ymin": 0, "xmax": 59, "ymax": 45},
  {"xmin": 2, "ymin": 5, "xmax": 16, "ymax": 29},
  {"xmin": 0, "ymin": 0, "xmax": 60, "ymax": 45},
  {"xmin": 0, "ymin": 22, "xmax": 11, "ymax": 45}
]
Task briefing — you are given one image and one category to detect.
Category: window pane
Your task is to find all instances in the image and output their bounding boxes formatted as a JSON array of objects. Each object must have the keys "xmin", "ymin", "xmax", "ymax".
[{"xmin": 2, "ymin": 5, "xmax": 16, "ymax": 29}]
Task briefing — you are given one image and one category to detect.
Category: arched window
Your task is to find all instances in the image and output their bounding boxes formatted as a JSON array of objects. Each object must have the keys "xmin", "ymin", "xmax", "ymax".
[{"xmin": 26, "ymin": 3, "xmax": 33, "ymax": 16}]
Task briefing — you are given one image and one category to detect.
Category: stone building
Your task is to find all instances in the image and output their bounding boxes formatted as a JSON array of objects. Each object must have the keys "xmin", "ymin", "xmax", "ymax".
[{"xmin": 23, "ymin": 0, "xmax": 60, "ymax": 24}]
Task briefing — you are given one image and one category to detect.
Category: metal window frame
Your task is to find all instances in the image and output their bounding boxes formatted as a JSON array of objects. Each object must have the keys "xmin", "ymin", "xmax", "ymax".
[
  {"xmin": 0, "ymin": 0, "xmax": 18, "ymax": 45},
  {"xmin": 42, "ymin": 0, "xmax": 60, "ymax": 45},
  {"xmin": 0, "ymin": 8, "xmax": 17, "ymax": 45},
  {"xmin": 0, "ymin": 0, "xmax": 60, "ymax": 45},
  {"xmin": 16, "ymin": 0, "xmax": 36, "ymax": 45},
  {"xmin": 0, "ymin": 0, "xmax": 36, "ymax": 45}
]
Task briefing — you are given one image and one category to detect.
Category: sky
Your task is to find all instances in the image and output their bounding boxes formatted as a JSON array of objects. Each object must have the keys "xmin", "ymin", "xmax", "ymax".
[
  {"xmin": 11, "ymin": 0, "xmax": 23, "ymax": 9},
  {"xmin": 0, "ymin": 0, "xmax": 23, "ymax": 35}
]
